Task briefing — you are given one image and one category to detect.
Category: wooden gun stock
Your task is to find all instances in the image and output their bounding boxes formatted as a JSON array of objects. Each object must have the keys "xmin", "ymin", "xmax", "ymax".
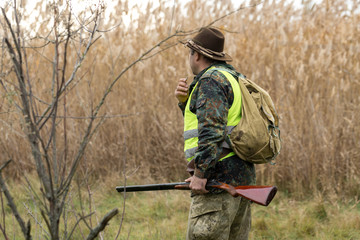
[{"xmin": 116, "ymin": 181, "xmax": 277, "ymax": 206}]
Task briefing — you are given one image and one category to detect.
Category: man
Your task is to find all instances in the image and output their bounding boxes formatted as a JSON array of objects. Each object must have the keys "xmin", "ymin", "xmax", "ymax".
[{"xmin": 175, "ymin": 27, "xmax": 256, "ymax": 240}]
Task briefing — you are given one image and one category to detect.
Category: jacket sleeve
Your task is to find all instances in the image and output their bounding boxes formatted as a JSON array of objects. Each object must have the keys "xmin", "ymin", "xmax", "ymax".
[
  {"xmin": 177, "ymin": 102, "xmax": 186, "ymax": 115},
  {"xmin": 192, "ymin": 76, "xmax": 232, "ymax": 179}
]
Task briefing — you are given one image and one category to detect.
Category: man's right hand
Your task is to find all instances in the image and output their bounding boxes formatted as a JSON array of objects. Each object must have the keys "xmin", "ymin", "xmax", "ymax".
[
  {"xmin": 175, "ymin": 78, "xmax": 189, "ymax": 103},
  {"xmin": 185, "ymin": 175, "xmax": 209, "ymax": 195}
]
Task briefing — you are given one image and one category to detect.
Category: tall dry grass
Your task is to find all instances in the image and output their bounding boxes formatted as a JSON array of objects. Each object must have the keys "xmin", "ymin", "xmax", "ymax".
[{"xmin": 0, "ymin": 0, "xmax": 359, "ymax": 198}]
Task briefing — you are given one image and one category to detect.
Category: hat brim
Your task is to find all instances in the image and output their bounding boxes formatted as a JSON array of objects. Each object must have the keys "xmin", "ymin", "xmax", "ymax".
[{"xmin": 185, "ymin": 42, "xmax": 233, "ymax": 62}]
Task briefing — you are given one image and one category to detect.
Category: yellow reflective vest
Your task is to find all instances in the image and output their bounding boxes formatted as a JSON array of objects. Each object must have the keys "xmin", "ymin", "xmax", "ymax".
[{"xmin": 183, "ymin": 67, "xmax": 242, "ymax": 162}]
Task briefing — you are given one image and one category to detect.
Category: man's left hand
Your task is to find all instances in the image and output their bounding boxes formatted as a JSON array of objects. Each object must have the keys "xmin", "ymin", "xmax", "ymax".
[{"xmin": 185, "ymin": 176, "xmax": 209, "ymax": 194}]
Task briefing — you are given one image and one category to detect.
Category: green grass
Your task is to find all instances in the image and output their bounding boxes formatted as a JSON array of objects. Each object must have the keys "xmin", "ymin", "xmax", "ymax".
[
  {"xmin": 102, "ymin": 191, "xmax": 360, "ymax": 240},
  {"xmin": 98, "ymin": 190, "xmax": 190, "ymax": 240},
  {"xmin": 250, "ymin": 194, "xmax": 360, "ymax": 240},
  {"xmin": 2, "ymin": 181, "xmax": 360, "ymax": 239}
]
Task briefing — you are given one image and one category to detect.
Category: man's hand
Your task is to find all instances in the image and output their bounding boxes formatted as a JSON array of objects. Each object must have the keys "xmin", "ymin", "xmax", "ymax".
[
  {"xmin": 175, "ymin": 78, "xmax": 189, "ymax": 103},
  {"xmin": 185, "ymin": 175, "xmax": 209, "ymax": 194}
]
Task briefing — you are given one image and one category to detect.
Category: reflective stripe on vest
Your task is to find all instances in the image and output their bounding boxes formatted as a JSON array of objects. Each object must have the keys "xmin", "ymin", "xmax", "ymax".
[{"xmin": 183, "ymin": 67, "xmax": 242, "ymax": 162}]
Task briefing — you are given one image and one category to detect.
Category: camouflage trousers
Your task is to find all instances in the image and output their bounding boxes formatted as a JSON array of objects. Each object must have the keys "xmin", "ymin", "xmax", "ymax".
[{"xmin": 186, "ymin": 192, "xmax": 251, "ymax": 240}]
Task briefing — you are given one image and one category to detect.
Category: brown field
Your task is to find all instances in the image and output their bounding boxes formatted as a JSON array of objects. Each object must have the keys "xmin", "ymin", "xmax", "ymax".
[{"xmin": 0, "ymin": 0, "xmax": 359, "ymax": 201}]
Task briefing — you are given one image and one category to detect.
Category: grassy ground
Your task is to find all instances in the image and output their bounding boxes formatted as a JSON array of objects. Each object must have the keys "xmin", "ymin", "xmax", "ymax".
[
  {"xmin": 2, "ymin": 179, "xmax": 360, "ymax": 239},
  {"xmin": 100, "ymin": 191, "xmax": 360, "ymax": 240}
]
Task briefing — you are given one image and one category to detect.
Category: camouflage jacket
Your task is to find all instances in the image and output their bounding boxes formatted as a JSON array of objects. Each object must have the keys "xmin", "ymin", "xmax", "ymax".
[{"xmin": 179, "ymin": 62, "xmax": 256, "ymax": 187}]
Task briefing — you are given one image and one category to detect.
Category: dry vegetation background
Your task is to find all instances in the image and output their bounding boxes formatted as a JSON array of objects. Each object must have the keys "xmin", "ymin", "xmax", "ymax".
[{"xmin": 0, "ymin": 0, "xmax": 359, "ymax": 200}]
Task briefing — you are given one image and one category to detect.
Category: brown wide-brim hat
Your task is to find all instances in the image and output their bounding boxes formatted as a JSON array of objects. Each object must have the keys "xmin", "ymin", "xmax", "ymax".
[{"xmin": 185, "ymin": 27, "xmax": 232, "ymax": 62}]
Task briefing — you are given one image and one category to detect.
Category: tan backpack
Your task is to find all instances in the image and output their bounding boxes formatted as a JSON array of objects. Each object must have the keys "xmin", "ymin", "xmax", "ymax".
[
  {"xmin": 233, "ymin": 75, "xmax": 281, "ymax": 164},
  {"xmin": 216, "ymin": 68, "xmax": 281, "ymax": 164}
]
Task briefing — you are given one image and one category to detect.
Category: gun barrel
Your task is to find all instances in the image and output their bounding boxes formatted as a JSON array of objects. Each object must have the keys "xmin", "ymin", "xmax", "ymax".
[{"xmin": 116, "ymin": 182, "xmax": 189, "ymax": 192}]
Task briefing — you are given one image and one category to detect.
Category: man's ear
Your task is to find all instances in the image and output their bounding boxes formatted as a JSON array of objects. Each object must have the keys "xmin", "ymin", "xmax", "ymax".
[{"xmin": 194, "ymin": 51, "xmax": 201, "ymax": 62}]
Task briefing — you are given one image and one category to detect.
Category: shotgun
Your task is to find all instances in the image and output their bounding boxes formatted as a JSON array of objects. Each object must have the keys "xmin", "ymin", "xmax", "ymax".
[{"xmin": 116, "ymin": 180, "xmax": 277, "ymax": 206}]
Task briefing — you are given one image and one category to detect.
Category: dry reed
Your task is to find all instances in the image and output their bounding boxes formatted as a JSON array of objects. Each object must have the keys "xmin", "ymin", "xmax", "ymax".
[{"xmin": 0, "ymin": 0, "xmax": 359, "ymax": 199}]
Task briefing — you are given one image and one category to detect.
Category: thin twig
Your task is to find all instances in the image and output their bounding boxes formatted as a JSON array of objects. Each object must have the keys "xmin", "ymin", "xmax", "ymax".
[
  {"xmin": 59, "ymin": 113, "xmax": 106, "ymax": 199},
  {"xmin": 0, "ymin": 160, "xmax": 11, "ymax": 172},
  {"xmin": 126, "ymin": 224, "xmax": 133, "ymax": 240},
  {"xmin": 23, "ymin": 203, "xmax": 50, "ymax": 237},
  {"xmin": 142, "ymin": 42, "xmax": 180, "ymax": 61},
  {"xmin": 0, "ymin": 223, "xmax": 8, "ymax": 240},
  {"xmin": 22, "ymin": 174, "xmax": 48, "ymax": 213},
  {"xmin": 61, "ymin": 8, "xmax": 72, "ymax": 189},
  {"xmin": 68, "ymin": 191, "xmax": 86, "ymax": 239},
  {"xmin": 95, "ymin": 22, "xmax": 122, "ymax": 33},
  {"xmin": 115, "ymin": 136, "xmax": 128, "ymax": 240},
  {"xmin": 205, "ymin": 1, "xmax": 264, "ymax": 28},
  {"xmin": 40, "ymin": 210, "xmax": 50, "ymax": 237},
  {"xmin": 35, "ymin": 112, "xmax": 145, "ymax": 120}
]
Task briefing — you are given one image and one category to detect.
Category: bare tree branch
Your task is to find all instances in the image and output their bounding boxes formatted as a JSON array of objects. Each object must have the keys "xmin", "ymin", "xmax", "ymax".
[
  {"xmin": 25, "ymin": 220, "xmax": 31, "ymax": 240},
  {"xmin": 66, "ymin": 212, "xmax": 94, "ymax": 240},
  {"xmin": 0, "ymin": 188, "xmax": 9, "ymax": 240},
  {"xmin": 2, "ymin": 9, "xmax": 51, "ymax": 196},
  {"xmin": 0, "ymin": 160, "xmax": 30, "ymax": 239},
  {"xmin": 85, "ymin": 208, "xmax": 119, "ymax": 240},
  {"xmin": 1, "ymin": 8, "xmax": 22, "ymax": 67},
  {"xmin": 36, "ymin": 32, "xmax": 101, "ymax": 130}
]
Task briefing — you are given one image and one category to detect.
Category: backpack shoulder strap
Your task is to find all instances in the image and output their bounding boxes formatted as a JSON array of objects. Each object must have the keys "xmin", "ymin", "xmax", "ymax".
[{"xmin": 209, "ymin": 67, "xmax": 246, "ymax": 80}]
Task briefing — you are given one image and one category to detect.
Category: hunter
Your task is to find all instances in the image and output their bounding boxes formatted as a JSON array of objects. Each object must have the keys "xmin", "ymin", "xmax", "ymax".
[{"xmin": 175, "ymin": 27, "xmax": 256, "ymax": 240}]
